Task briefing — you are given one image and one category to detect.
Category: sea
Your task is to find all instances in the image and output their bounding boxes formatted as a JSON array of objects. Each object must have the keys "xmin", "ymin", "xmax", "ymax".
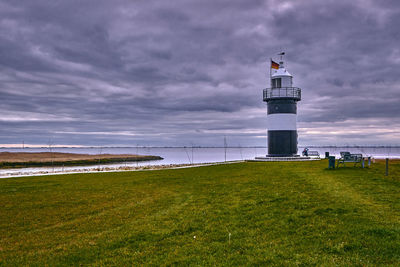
[{"xmin": 0, "ymin": 146, "xmax": 399, "ymax": 178}]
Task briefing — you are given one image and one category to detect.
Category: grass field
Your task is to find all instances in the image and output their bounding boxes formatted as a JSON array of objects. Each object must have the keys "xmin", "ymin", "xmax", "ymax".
[{"xmin": 0, "ymin": 159, "xmax": 399, "ymax": 265}]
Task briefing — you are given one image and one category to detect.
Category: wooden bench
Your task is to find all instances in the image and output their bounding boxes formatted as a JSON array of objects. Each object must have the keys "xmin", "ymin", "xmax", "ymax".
[{"xmin": 337, "ymin": 152, "xmax": 363, "ymax": 167}]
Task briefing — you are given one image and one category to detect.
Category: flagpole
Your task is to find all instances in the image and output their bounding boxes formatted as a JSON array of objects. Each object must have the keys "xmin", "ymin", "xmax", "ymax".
[{"xmin": 269, "ymin": 58, "xmax": 272, "ymax": 88}]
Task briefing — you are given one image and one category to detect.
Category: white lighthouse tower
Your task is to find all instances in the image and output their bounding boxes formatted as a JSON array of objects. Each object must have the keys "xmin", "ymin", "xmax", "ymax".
[{"xmin": 263, "ymin": 54, "xmax": 301, "ymax": 156}]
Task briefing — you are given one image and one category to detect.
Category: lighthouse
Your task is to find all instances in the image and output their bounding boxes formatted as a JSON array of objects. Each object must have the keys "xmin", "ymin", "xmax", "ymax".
[{"xmin": 263, "ymin": 54, "xmax": 301, "ymax": 157}]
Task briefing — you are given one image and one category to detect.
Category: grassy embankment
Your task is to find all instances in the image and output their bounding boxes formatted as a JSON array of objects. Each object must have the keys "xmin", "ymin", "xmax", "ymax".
[
  {"xmin": 0, "ymin": 159, "xmax": 399, "ymax": 265},
  {"xmin": 0, "ymin": 152, "xmax": 162, "ymax": 169}
]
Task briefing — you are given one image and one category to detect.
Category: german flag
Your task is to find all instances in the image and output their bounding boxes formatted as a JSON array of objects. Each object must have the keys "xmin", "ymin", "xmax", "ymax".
[{"xmin": 271, "ymin": 60, "xmax": 279, "ymax": 69}]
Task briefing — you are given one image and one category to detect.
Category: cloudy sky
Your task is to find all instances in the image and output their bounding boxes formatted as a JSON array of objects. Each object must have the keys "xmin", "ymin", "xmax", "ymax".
[{"xmin": 0, "ymin": 0, "xmax": 399, "ymax": 147}]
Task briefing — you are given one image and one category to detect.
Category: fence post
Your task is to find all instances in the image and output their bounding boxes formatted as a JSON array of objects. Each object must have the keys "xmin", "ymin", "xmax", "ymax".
[{"xmin": 385, "ymin": 158, "xmax": 389, "ymax": 176}]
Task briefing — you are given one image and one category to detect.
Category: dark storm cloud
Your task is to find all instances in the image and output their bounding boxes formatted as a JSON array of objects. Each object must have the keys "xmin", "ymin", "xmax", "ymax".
[{"xmin": 0, "ymin": 0, "xmax": 399, "ymax": 146}]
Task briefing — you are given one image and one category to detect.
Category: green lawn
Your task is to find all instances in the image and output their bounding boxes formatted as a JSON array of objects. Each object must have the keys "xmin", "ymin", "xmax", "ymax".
[{"xmin": 0, "ymin": 160, "xmax": 399, "ymax": 266}]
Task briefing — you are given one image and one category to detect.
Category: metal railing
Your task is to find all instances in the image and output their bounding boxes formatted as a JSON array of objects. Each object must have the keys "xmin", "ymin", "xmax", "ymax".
[{"xmin": 263, "ymin": 87, "xmax": 301, "ymax": 101}]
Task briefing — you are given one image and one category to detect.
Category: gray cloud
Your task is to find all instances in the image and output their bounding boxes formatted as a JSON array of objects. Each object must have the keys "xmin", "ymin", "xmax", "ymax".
[{"xmin": 0, "ymin": 0, "xmax": 399, "ymax": 146}]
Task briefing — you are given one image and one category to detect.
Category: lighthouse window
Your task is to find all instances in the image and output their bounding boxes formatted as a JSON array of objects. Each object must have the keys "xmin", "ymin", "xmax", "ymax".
[{"xmin": 272, "ymin": 78, "xmax": 282, "ymax": 88}]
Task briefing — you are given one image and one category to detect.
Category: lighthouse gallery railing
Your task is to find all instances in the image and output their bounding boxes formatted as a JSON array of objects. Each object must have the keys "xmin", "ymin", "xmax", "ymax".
[{"xmin": 263, "ymin": 87, "xmax": 301, "ymax": 101}]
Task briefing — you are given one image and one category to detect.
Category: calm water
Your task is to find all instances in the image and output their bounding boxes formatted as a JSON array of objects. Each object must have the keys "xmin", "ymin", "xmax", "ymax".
[{"xmin": 0, "ymin": 146, "xmax": 399, "ymax": 177}]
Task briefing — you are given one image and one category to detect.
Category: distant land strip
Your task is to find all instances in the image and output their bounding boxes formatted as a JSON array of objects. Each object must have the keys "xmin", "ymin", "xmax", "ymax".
[
  {"xmin": 0, "ymin": 152, "xmax": 162, "ymax": 169},
  {"xmin": 1, "ymin": 145, "xmax": 399, "ymax": 149}
]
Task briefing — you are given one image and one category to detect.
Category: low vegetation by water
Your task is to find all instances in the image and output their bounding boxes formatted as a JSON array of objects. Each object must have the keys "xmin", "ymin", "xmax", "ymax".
[
  {"xmin": 0, "ymin": 152, "xmax": 162, "ymax": 169},
  {"xmin": 0, "ymin": 160, "xmax": 399, "ymax": 265}
]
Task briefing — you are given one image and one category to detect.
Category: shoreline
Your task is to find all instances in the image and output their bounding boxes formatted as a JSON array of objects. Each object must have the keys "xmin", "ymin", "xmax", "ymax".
[
  {"xmin": 1, "ymin": 158, "xmax": 398, "ymax": 179},
  {"xmin": 0, "ymin": 161, "xmax": 244, "ymax": 179}
]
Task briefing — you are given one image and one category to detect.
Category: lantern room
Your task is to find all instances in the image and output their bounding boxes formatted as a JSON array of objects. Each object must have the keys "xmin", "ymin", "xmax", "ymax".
[{"xmin": 271, "ymin": 61, "xmax": 293, "ymax": 88}]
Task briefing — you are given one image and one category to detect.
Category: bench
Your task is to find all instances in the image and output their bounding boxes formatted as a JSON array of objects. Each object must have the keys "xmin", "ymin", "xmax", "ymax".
[
  {"xmin": 307, "ymin": 151, "xmax": 320, "ymax": 157},
  {"xmin": 302, "ymin": 150, "xmax": 320, "ymax": 157},
  {"xmin": 337, "ymin": 152, "xmax": 363, "ymax": 167}
]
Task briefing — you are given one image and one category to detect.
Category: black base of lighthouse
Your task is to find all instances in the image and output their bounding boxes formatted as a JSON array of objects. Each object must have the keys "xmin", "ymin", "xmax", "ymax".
[
  {"xmin": 266, "ymin": 98, "xmax": 299, "ymax": 157},
  {"xmin": 267, "ymin": 130, "xmax": 298, "ymax": 156}
]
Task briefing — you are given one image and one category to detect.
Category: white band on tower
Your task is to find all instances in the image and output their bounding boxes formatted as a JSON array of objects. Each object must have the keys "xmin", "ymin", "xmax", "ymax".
[{"xmin": 266, "ymin": 113, "xmax": 297, "ymax": 131}]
